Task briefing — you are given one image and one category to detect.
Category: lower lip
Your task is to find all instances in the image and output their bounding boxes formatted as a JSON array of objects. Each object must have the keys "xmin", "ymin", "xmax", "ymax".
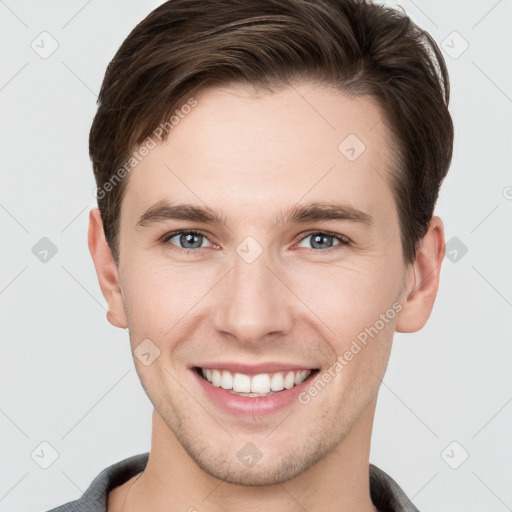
[{"xmin": 193, "ymin": 368, "xmax": 318, "ymax": 416}]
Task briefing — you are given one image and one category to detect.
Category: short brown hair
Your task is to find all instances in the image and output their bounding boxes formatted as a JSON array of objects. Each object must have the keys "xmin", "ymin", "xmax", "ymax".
[{"xmin": 90, "ymin": 0, "xmax": 454, "ymax": 265}]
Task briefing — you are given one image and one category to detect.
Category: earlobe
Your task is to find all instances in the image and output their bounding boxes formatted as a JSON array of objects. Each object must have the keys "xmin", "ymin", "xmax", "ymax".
[
  {"xmin": 88, "ymin": 208, "xmax": 128, "ymax": 329},
  {"xmin": 395, "ymin": 216, "xmax": 446, "ymax": 333}
]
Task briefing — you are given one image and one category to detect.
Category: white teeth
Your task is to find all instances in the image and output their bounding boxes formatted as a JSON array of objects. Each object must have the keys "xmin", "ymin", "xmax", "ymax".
[
  {"xmin": 221, "ymin": 370, "xmax": 233, "ymax": 389},
  {"xmin": 270, "ymin": 372, "xmax": 284, "ymax": 391},
  {"xmin": 284, "ymin": 371, "xmax": 296, "ymax": 389},
  {"xmin": 200, "ymin": 368, "xmax": 312, "ymax": 395},
  {"xmin": 211, "ymin": 369, "xmax": 222, "ymax": 387},
  {"xmin": 233, "ymin": 373, "xmax": 251, "ymax": 393},
  {"xmin": 251, "ymin": 373, "xmax": 271, "ymax": 393},
  {"xmin": 295, "ymin": 370, "xmax": 309, "ymax": 385}
]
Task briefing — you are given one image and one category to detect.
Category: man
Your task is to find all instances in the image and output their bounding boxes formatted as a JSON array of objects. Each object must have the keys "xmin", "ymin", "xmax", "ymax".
[{"xmin": 48, "ymin": 0, "xmax": 453, "ymax": 510}]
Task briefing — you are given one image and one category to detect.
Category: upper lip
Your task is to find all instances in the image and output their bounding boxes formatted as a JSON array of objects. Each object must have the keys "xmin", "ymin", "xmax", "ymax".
[{"xmin": 192, "ymin": 362, "xmax": 317, "ymax": 375}]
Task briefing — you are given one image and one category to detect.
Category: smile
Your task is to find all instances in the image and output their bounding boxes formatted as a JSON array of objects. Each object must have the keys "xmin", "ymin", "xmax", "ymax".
[
  {"xmin": 193, "ymin": 364, "xmax": 319, "ymax": 415},
  {"xmin": 198, "ymin": 367, "xmax": 312, "ymax": 396}
]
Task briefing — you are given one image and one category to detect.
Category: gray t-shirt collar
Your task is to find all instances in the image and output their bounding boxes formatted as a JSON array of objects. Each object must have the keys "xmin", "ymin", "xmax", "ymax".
[{"xmin": 46, "ymin": 452, "xmax": 420, "ymax": 512}]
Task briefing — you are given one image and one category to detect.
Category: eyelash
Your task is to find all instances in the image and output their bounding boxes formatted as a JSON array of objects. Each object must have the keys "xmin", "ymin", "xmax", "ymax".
[{"xmin": 159, "ymin": 229, "xmax": 350, "ymax": 255}]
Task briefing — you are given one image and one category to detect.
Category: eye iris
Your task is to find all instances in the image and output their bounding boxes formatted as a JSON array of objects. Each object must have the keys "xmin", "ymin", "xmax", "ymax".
[
  {"xmin": 172, "ymin": 232, "xmax": 340, "ymax": 250},
  {"xmin": 311, "ymin": 233, "xmax": 333, "ymax": 249},
  {"xmin": 180, "ymin": 233, "xmax": 202, "ymax": 249}
]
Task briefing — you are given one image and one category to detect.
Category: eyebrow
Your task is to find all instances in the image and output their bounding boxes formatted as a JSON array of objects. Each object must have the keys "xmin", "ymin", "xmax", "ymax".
[
  {"xmin": 136, "ymin": 200, "xmax": 227, "ymax": 227},
  {"xmin": 281, "ymin": 201, "xmax": 372, "ymax": 226},
  {"xmin": 136, "ymin": 200, "xmax": 372, "ymax": 228}
]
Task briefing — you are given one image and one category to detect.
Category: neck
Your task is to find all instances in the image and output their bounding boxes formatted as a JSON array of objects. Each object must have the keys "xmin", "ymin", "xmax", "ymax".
[{"xmin": 123, "ymin": 400, "xmax": 379, "ymax": 512}]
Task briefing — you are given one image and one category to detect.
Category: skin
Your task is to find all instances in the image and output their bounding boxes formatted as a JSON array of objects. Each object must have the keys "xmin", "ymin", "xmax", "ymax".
[{"xmin": 89, "ymin": 82, "xmax": 446, "ymax": 512}]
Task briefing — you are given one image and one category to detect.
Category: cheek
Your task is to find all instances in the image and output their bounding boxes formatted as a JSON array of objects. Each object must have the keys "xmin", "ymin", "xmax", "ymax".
[
  {"xmin": 289, "ymin": 257, "xmax": 401, "ymax": 346},
  {"xmin": 120, "ymin": 258, "xmax": 216, "ymax": 337}
]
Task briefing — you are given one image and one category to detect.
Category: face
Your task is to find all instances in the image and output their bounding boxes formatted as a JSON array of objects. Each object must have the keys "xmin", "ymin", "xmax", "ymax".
[{"xmin": 110, "ymin": 83, "xmax": 414, "ymax": 484}]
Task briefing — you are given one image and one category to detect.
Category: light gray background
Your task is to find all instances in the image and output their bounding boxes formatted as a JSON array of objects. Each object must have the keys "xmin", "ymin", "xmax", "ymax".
[{"xmin": 1, "ymin": 1, "xmax": 511, "ymax": 511}]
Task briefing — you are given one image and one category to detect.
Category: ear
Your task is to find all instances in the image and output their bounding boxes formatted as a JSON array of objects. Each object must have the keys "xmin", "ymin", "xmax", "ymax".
[
  {"xmin": 395, "ymin": 216, "xmax": 446, "ymax": 333},
  {"xmin": 88, "ymin": 208, "xmax": 128, "ymax": 329}
]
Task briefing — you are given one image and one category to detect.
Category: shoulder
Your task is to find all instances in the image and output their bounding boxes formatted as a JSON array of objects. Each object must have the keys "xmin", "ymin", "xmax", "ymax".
[
  {"xmin": 43, "ymin": 453, "xmax": 149, "ymax": 512},
  {"xmin": 369, "ymin": 464, "xmax": 420, "ymax": 512}
]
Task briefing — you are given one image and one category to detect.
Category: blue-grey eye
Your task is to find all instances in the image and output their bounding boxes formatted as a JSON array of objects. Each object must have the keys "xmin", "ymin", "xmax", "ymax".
[
  {"xmin": 167, "ymin": 231, "xmax": 208, "ymax": 249},
  {"xmin": 297, "ymin": 232, "xmax": 347, "ymax": 250}
]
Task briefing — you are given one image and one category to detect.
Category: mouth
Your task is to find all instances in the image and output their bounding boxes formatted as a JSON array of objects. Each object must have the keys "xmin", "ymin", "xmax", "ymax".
[
  {"xmin": 195, "ymin": 367, "xmax": 317, "ymax": 396},
  {"xmin": 192, "ymin": 365, "xmax": 319, "ymax": 415}
]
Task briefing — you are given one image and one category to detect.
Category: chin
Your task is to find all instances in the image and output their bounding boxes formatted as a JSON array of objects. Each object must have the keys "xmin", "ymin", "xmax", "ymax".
[
  {"xmin": 179, "ymin": 432, "xmax": 331, "ymax": 487},
  {"xmin": 197, "ymin": 455, "xmax": 311, "ymax": 486}
]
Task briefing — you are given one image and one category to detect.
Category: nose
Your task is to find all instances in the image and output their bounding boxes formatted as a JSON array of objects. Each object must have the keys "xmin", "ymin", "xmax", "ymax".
[{"xmin": 212, "ymin": 246, "xmax": 294, "ymax": 345}]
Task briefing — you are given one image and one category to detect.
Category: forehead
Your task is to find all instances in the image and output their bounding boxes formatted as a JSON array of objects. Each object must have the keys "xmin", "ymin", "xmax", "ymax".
[{"xmin": 121, "ymin": 82, "xmax": 398, "ymax": 231}]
